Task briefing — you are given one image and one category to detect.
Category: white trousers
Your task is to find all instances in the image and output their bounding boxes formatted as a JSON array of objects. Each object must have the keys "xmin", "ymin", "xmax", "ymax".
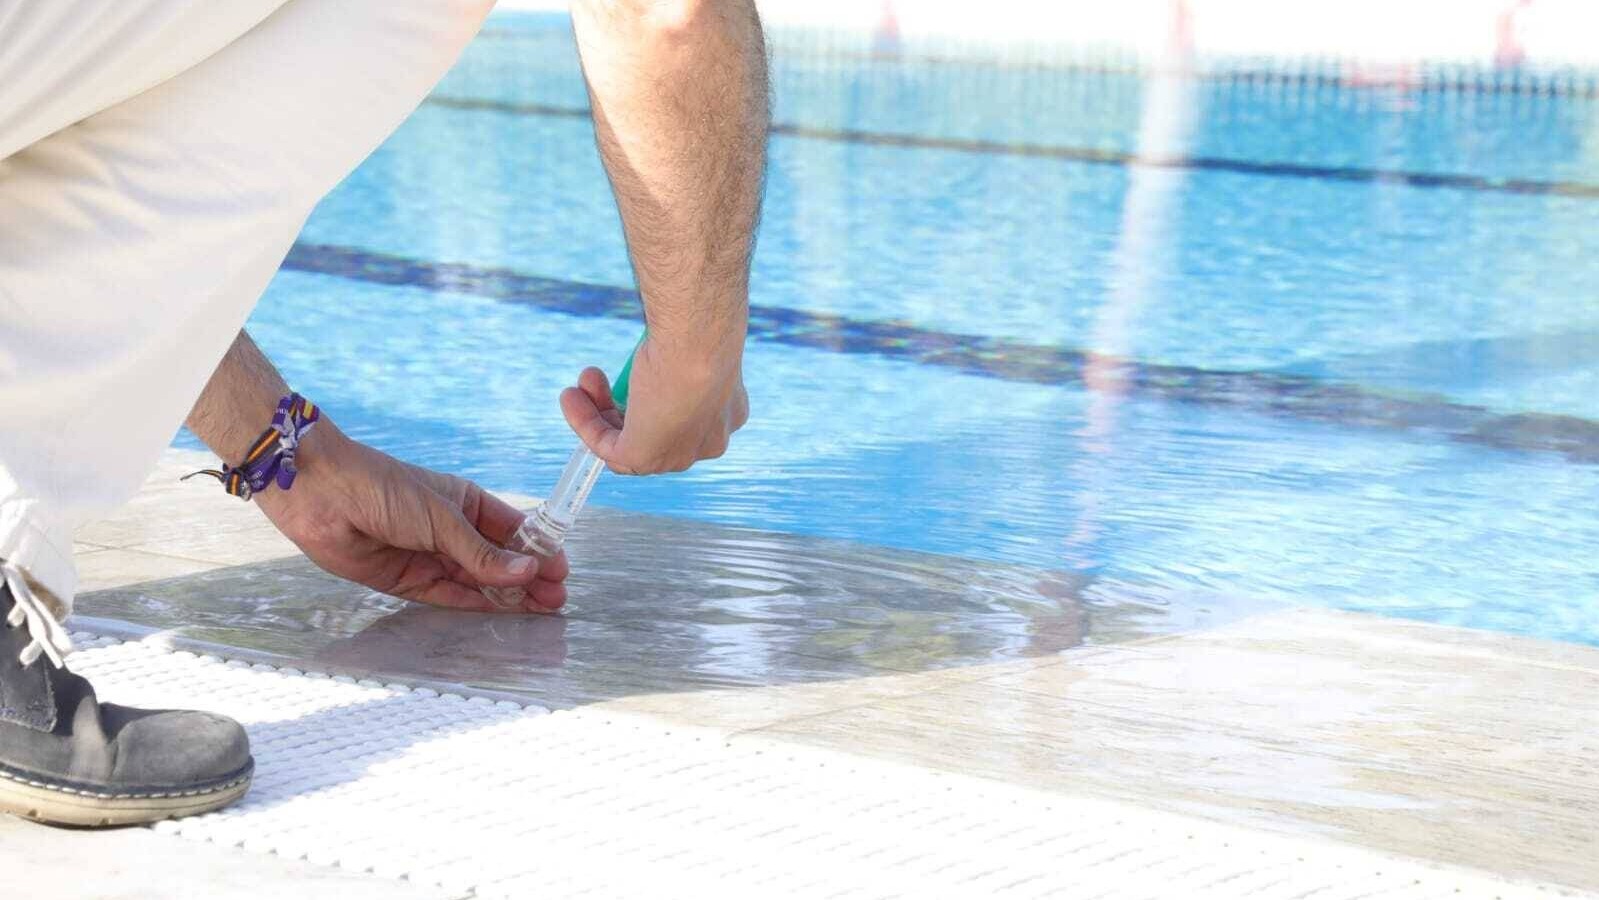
[{"xmin": 0, "ymin": 0, "xmax": 494, "ymax": 618}]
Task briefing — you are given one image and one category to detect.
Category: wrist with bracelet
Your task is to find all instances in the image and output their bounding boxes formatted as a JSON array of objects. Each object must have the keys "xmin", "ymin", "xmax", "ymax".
[{"xmin": 183, "ymin": 393, "xmax": 321, "ymax": 501}]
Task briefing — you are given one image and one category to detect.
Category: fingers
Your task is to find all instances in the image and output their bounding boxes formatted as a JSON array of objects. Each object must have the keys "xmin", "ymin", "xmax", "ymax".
[
  {"xmin": 563, "ymin": 362, "xmax": 748, "ymax": 475},
  {"xmin": 413, "ymin": 472, "xmax": 566, "ymax": 585},
  {"xmin": 560, "ymin": 383, "xmax": 625, "ymax": 465},
  {"xmin": 415, "ymin": 579, "xmax": 506, "ymax": 611},
  {"xmin": 425, "ymin": 494, "xmax": 542, "ymax": 589},
  {"xmin": 418, "ymin": 479, "xmax": 571, "ymax": 612},
  {"xmin": 368, "ymin": 546, "xmax": 512, "ymax": 612},
  {"xmin": 577, "ymin": 366, "xmax": 617, "ymax": 414},
  {"xmin": 410, "ymin": 577, "xmax": 565, "ymax": 614},
  {"xmin": 536, "ymin": 547, "xmax": 571, "ymax": 582},
  {"xmin": 732, "ymin": 384, "xmax": 750, "ymax": 430},
  {"xmin": 525, "ymin": 577, "xmax": 567, "ymax": 612},
  {"xmin": 470, "ymin": 486, "xmax": 532, "ymax": 549},
  {"xmin": 433, "ymin": 551, "xmax": 566, "ymax": 610},
  {"xmin": 492, "ymin": 572, "xmax": 566, "ymax": 613}
]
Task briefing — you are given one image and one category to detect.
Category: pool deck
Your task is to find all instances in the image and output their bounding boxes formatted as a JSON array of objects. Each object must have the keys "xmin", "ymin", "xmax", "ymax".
[{"xmin": 18, "ymin": 448, "xmax": 1599, "ymax": 897}]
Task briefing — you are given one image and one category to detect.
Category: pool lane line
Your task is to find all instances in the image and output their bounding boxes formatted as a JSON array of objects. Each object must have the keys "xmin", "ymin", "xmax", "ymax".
[
  {"xmin": 281, "ymin": 242, "xmax": 1599, "ymax": 465},
  {"xmin": 422, "ymin": 95, "xmax": 1599, "ymax": 200},
  {"xmin": 473, "ymin": 27, "xmax": 1599, "ymax": 100}
]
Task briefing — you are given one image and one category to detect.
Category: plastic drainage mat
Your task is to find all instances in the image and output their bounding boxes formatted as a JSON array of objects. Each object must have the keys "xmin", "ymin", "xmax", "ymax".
[{"xmin": 66, "ymin": 632, "xmax": 1571, "ymax": 900}]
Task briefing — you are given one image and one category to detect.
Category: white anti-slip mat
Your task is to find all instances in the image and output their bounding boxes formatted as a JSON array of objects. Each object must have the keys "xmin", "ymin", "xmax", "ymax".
[{"xmin": 65, "ymin": 632, "xmax": 1583, "ymax": 900}]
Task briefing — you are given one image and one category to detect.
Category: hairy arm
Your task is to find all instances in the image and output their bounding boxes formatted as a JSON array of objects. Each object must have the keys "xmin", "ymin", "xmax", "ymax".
[
  {"xmin": 185, "ymin": 331, "xmax": 293, "ymax": 462},
  {"xmin": 564, "ymin": 0, "xmax": 769, "ymax": 472}
]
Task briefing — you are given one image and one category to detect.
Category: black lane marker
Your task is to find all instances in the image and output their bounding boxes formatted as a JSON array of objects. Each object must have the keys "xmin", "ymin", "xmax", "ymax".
[
  {"xmin": 281, "ymin": 242, "xmax": 1599, "ymax": 464},
  {"xmin": 423, "ymin": 95, "xmax": 1599, "ymax": 200},
  {"xmin": 472, "ymin": 26, "xmax": 1599, "ymax": 100}
]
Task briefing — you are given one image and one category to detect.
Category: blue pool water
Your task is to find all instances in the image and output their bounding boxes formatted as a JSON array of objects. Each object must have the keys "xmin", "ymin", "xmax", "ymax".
[{"xmin": 182, "ymin": 12, "xmax": 1599, "ymax": 645}]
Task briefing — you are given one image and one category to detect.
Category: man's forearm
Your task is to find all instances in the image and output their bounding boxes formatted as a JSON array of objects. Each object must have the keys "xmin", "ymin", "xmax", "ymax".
[
  {"xmin": 185, "ymin": 331, "xmax": 293, "ymax": 464},
  {"xmin": 572, "ymin": 0, "xmax": 769, "ymax": 357}
]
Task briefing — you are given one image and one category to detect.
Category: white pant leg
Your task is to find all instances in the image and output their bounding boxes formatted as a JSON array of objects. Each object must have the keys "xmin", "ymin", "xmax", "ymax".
[
  {"xmin": 0, "ymin": 1, "xmax": 293, "ymax": 163},
  {"xmin": 0, "ymin": 0, "xmax": 495, "ymax": 617}
]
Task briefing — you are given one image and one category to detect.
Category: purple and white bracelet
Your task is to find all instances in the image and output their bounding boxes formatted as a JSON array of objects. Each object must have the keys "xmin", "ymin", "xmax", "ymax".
[{"xmin": 184, "ymin": 393, "xmax": 321, "ymax": 500}]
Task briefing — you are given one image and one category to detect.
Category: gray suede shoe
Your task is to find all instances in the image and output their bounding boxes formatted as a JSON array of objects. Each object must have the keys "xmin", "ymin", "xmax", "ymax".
[{"xmin": 0, "ymin": 576, "xmax": 252, "ymax": 827}]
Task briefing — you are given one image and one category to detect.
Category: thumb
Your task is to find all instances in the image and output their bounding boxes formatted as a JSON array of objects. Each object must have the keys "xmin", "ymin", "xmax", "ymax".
[
  {"xmin": 560, "ymin": 385, "xmax": 632, "ymax": 473},
  {"xmin": 425, "ymin": 495, "xmax": 539, "ymax": 587}
]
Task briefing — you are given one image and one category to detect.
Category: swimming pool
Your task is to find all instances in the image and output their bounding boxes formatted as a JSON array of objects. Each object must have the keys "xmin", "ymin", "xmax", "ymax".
[{"xmin": 182, "ymin": 12, "xmax": 1599, "ymax": 646}]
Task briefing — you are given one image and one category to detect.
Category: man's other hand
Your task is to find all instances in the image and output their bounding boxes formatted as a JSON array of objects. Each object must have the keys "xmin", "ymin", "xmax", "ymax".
[
  {"xmin": 255, "ymin": 425, "xmax": 568, "ymax": 613},
  {"xmin": 560, "ymin": 334, "xmax": 748, "ymax": 475}
]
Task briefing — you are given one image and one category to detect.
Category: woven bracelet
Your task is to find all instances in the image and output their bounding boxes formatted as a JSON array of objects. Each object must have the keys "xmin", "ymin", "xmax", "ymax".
[{"xmin": 183, "ymin": 393, "xmax": 321, "ymax": 501}]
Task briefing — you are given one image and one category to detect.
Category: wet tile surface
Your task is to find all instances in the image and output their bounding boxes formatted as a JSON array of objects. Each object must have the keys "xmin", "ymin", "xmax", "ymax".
[
  {"xmin": 71, "ymin": 521, "xmax": 1220, "ymax": 706},
  {"xmin": 66, "ymin": 450, "xmax": 1599, "ymax": 892},
  {"xmin": 75, "ymin": 451, "xmax": 1264, "ymax": 705}
]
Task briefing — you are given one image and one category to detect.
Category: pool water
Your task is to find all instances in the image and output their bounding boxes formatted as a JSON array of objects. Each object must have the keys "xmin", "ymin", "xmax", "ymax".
[{"xmin": 184, "ymin": 12, "xmax": 1599, "ymax": 646}]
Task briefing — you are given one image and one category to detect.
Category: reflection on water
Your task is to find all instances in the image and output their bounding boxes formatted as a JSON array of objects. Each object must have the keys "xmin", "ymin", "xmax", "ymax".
[
  {"xmin": 1070, "ymin": 2, "xmax": 1198, "ymax": 573},
  {"xmin": 76, "ymin": 508, "xmax": 1274, "ymax": 705}
]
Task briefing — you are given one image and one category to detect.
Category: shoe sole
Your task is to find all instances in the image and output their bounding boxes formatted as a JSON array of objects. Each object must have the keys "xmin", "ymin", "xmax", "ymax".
[{"xmin": 0, "ymin": 760, "xmax": 253, "ymax": 828}]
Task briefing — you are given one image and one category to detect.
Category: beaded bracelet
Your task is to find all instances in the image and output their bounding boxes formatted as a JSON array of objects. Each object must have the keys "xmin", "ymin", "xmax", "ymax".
[{"xmin": 183, "ymin": 393, "xmax": 321, "ymax": 500}]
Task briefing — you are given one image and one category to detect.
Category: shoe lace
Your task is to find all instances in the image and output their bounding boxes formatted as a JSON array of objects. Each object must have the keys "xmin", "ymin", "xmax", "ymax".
[{"xmin": 1, "ymin": 559, "xmax": 71, "ymax": 668}]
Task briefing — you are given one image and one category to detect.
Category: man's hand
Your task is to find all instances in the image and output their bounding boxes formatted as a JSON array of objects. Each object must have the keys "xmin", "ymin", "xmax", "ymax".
[
  {"xmin": 188, "ymin": 332, "xmax": 565, "ymax": 613},
  {"xmin": 560, "ymin": 335, "xmax": 749, "ymax": 474},
  {"xmin": 254, "ymin": 424, "xmax": 568, "ymax": 613}
]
